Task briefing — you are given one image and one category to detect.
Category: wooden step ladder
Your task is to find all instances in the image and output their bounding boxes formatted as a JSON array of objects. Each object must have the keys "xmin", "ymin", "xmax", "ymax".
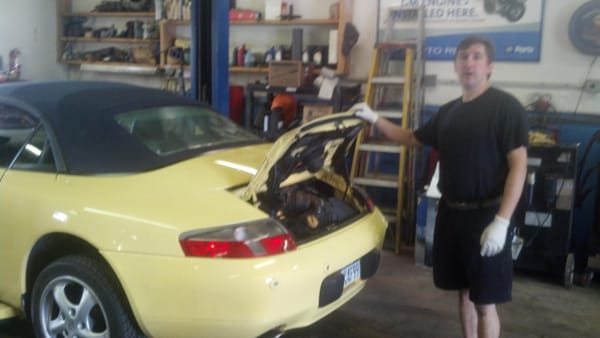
[{"xmin": 351, "ymin": 6, "xmax": 424, "ymax": 254}]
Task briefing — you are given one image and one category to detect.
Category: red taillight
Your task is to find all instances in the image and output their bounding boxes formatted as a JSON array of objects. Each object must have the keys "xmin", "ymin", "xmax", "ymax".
[
  {"xmin": 260, "ymin": 234, "xmax": 297, "ymax": 254},
  {"xmin": 179, "ymin": 240, "xmax": 255, "ymax": 258},
  {"xmin": 365, "ymin": 197, "xmax": 375, "ymax": 212},
  {"xmin": 353, "ymin": 185, "xmax": 375, "ymax": 212},
  {"xmin": 179, "ymin": 220, "xmax": 297, "ymax": 258}
]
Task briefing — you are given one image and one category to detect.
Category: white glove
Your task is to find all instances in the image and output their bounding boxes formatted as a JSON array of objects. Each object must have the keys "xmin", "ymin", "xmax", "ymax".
[
  {"xmin": 352, "ymin": 102, "xmax": 378, "ymax": 124},
  {"xmin": 480, "ymin": 215, "xmax": 510, "ymax": 257}
]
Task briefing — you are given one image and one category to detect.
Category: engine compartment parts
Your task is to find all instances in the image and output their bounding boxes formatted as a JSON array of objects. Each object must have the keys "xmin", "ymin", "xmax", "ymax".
[{"xmin": 258, "ymin": 181, "xmax": 361, "ymax": 241}]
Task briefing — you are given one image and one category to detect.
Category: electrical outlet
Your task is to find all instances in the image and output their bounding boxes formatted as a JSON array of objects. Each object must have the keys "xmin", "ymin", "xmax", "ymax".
[{"xmin": 583, "ymin": 79, "xmax": 600, "ymax": 93}]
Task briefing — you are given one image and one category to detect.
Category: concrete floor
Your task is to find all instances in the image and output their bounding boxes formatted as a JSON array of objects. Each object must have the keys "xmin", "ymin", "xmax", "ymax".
[
  {"xmin": 1, "ymin": 250, "xmax": 599, "ymax": 338},
  {"xmin": 284, "ymin": 251, "xmax": 600, "ymax": 338},
  {"xmin": 285, "ymin": 249, "xmax": 600, "ymax": 338}
]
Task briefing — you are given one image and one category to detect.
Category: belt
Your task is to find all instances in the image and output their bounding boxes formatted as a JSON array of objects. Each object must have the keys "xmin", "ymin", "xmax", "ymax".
[{"xmin": 444, "ymin": 196, "xmax": 502, "ymax": 210}]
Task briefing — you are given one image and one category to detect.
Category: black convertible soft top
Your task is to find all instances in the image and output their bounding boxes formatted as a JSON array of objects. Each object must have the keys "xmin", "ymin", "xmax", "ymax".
[{"xmin": 0, "ymin": 81, "xmax": 257, "ymax": 174}]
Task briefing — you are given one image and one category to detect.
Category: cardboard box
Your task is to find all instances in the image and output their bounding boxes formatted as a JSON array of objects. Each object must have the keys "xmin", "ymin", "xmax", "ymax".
[
  {"xmin": 265, "ymin": 0, "xmax": 281, "ymax": 20},
  {"xmin": 329, "ymin": 3, "xmax": 340, "ymax": 19},
  {"xmin": 302, "ymin": 104, "xmax": 333, "ymax": 124},
  {"xmin": 229, "ymin": 9, "xmax": 261, "ymax": 21},
  {"xmin": 268, "ymin": 61, "xmax": 303, "ymax": 88}
]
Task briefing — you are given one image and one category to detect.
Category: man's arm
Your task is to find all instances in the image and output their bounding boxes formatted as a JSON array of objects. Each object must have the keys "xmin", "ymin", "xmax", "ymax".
[
  {"xmin": 480, "ymin": 145, "xmax": 528, "ymax": 257},
  {"xmin": 497, "ymin": 145, "xmax": 528, "ymax": 220},
  {"xmin": 353, "ymin": 103, "xmax": 422, "ymax": 147},
  {"xmin": 373, "ymin": 118, "xmax": 422, "ymax": 147}
]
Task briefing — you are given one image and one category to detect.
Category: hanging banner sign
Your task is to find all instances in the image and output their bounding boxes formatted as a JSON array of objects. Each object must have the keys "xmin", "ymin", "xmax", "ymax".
[{"xmin": 378, "ymin": 0, "xmax": 545, "ymax": 62}]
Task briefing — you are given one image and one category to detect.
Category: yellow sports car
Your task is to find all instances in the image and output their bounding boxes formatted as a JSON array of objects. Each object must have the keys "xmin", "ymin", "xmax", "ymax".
[{"xmin": 0, "ymin": 81, "xmax": 387, "ymax": 338}]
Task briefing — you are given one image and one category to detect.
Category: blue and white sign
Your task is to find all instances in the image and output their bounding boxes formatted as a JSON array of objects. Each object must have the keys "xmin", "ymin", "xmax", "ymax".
[{"xmin": 378, "ymin": 0, "xmax": 545, "ymax": 62}]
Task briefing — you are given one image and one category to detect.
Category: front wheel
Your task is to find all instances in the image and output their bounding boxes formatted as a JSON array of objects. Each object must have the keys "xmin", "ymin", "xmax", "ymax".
[{"xmin": 31, "ymin": 255, "xmax": 144, "ymax": 338}]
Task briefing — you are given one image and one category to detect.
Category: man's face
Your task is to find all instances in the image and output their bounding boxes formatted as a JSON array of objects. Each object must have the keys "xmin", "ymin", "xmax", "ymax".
[{"xmin": 454, "ymin": 43, "xmax": 493, "ymax": 91}]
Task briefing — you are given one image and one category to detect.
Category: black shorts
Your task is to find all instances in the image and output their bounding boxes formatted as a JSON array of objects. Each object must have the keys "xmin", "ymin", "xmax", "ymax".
[{"xmin": 432, "ymin": 199, "xmax": 513, "ymax": 305}]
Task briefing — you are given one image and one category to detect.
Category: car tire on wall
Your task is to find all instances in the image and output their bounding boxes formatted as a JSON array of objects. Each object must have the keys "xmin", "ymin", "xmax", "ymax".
[
  {"xmin": 31, "ymin": 255, "xmax": 145, "ymax": 338},
  {"xmin": 484, "ymin": 0, "xmax": 497, "ymax": 14},
  {"xmin": 504, "ymin": 3, "xmax": 525, "ymax": 22}
]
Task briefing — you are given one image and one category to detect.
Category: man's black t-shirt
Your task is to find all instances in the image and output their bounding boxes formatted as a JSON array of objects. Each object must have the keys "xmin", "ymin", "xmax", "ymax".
[{"xmin": 414, "ymin": 87, "xmax": 528, "ymax": 202}]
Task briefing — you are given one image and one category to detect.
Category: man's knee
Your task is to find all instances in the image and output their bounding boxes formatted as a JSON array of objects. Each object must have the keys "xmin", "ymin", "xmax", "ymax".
[{"xmin": 474, "ymin": 304, "xmax": 497, "ymax": 318}]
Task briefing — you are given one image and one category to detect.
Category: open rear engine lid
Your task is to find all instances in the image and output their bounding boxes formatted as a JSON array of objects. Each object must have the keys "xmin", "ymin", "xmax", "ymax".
[{"xmin": 243, "ymin": 111, "xmax": 363, "ymax": 203}]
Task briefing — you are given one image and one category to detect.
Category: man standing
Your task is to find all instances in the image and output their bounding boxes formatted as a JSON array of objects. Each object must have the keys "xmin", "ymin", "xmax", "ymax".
[{"xmin": 354, "ymin": 36, "xmax": 528, "ymax": 338}]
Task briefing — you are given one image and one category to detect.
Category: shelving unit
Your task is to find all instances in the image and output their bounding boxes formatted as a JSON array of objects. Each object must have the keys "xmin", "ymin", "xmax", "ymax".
[
  {"xmin": 56, "ymin": 0, "xmax": 159, "ymax": 70},
  {"xmin": 159, "ymin": 19, "xmax": 191, "ymax": 67},
  {"xmin": 231, "ymin": 19, "xmax": 338, "ymax": 26},
  {"xmin": 229, "ymin": 0, "xmax": 353, "ymax": 76}
]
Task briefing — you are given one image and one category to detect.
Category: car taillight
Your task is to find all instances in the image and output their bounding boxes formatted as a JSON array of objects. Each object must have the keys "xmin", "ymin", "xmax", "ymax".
[
  {"xmin": 365, "ymin": 197, "xmax": 375, "ymax": 212},
  {"xmin": 179, "ymin": 219, "xmax": 297, "ymax": 258},
  {"xmin": 353, "ymin": 185, "xmax": 375, "ymax": 212}
]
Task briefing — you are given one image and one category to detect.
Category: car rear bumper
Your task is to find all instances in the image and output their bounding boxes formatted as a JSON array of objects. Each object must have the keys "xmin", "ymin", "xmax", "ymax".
[{"xmin": 102, "ymin": 211, "xmax": 387, "ymax": 338}]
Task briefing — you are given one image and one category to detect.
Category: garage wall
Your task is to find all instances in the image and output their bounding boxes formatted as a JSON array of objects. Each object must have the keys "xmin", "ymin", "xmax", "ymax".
[
  {"xmin": 349, "ymin": 0, "xmax": 600, "ymax": 115},
  {"xmin": 0, "ymin": 0, "xmax": 66, "ymax": 81},
  {"xmin": 2, "ymin": 1, "xmax": 598, "ymax": 115}
]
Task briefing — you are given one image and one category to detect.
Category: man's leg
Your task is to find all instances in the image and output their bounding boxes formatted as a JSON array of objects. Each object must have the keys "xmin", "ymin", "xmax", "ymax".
[
  {"xmin": 460, "ymin": 289, "xmax": 500, "ymax": 338},
  {"xmin": 475, "ymin": 303, "xmax": 500, "ymax": 338},
  {"xmin": 459, "ymin": 289, "xmax": 477, "ymax": 338}
]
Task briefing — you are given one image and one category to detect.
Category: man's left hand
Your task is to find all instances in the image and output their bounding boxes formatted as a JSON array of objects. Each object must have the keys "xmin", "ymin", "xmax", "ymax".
[{"xmin": 480, "ymin": 215, "xmax": 510, "ymax": 257}]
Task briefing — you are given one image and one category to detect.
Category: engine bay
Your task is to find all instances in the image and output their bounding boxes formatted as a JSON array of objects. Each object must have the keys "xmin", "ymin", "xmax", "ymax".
[{"xmin": 257, "ymin": 180, "xmax": 361, "ymax": 242}]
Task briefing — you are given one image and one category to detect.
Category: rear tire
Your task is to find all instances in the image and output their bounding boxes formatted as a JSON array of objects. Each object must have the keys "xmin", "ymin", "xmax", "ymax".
[{"xmin": 31, "ymin": 255, "xmax": 145, "ymax": 338}]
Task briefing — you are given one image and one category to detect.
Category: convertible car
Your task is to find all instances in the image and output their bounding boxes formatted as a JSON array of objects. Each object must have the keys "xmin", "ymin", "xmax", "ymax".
[{"xmin": 0, "ymin": 81, "xmax": 387, "ymax": 338}]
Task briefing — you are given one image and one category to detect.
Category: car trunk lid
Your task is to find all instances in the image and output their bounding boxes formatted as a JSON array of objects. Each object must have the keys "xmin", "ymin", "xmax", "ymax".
[{"xmin": 242, "ymin": 111, "xmax": 363, "ymax": 203}]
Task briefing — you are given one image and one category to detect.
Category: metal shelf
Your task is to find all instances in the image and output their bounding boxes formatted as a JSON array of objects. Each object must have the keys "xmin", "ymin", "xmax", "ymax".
[{"xmin": 63, "ymin": 12, "xmax": 155, "ymax": 17}]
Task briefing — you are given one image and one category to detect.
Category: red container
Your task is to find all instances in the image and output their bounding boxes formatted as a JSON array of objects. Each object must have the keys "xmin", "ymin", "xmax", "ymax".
[{"xmin": 229, "ymin": 85, "xmax": 244, "ymax": 125}]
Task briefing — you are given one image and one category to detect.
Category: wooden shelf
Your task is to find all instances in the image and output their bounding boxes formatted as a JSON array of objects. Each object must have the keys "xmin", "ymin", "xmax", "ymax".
[
  {"xmin": 63, "ymin": 11, "xmax": 155, "ymax": 17},
  {"xmin": 229, "ymin": 66, "xmax": 269, "ymax": 73},
  {"xmin": 230, "ymin": 18, "xmax": 338, "ymax": 26},
  {"xmin": 61, "ymin": 60, "xmax": 155, "ymax": 66},
  {"xmin": 61, "ymin": 60, "xmax": 191, "ymax": 71},
  {"xmin": 230, "ymin": 66, "xmax": 333, "ymax": 76},
  {"xmin": 61, "ymin": 37, "xmax": 159, "ymax": 43},
  {"xmin": 163, "ymin": 20, "xmax": 191, "ymax": 25}
]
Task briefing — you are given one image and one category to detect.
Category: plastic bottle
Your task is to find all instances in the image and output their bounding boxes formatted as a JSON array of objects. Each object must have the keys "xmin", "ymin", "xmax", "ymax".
[
  {"xmin": 302, "ymin": 48, "xmax": 309, "ymax": 63},
  {"xmin": 280, "ymin": 1, "xmax": 288, "ymax": 18},
  {"xmin": 244, "ymin": 49, "xmax": 255, "ymax": 67},
  {"xmin": 237, "ymin": 44, "xmax": 246, "ymax": 67},
  {"xmin": 313, "ymin": 49, "xmax": 322, "ymax": 66},
  {"xmin": 265, "ymin": 46, "xmax": 275, "ymax": 64},
  {"xmin": 275, "ymin": 46, "xmax": 283, "ymax": 61},
  {"xmin": 232, "ymin": 46, "xmax": 239, "ymax": 66}
]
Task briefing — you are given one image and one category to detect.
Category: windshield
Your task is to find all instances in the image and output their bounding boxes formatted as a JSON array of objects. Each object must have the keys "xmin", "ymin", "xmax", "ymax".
[{"xmin": 115, "ymin": 106, "xmax": 259, "ymax": 156}]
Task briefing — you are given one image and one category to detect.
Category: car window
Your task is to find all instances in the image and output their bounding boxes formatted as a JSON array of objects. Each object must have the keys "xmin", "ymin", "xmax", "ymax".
[
  {"xmin": 115, "ymin": 105, "xmax": 259, "ymax": 155},
  {"xmin": 12, "ymin": 126, "xmax": 56, "ymax": 172},
  {"xmin": 0, "ymin": 103, "xmax": 39, "ymax": 168}
]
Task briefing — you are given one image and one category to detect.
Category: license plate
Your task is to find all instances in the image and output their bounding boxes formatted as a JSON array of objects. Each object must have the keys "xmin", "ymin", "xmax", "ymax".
[{"xmin": 341, "ymin": 260, "xmax": 361, "ymax": 288}]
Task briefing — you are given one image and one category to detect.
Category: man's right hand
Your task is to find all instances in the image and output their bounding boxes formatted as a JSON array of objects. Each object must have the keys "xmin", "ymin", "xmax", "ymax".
[{"xmin": 352, "ymin": 102, "xmax": 379, "ymax": 124}]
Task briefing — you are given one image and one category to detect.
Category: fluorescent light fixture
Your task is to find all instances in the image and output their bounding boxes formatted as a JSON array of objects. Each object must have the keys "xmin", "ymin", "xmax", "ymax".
[{"xmin": 25, "ymin": 144, "xmax": 42, "ymax": 157}]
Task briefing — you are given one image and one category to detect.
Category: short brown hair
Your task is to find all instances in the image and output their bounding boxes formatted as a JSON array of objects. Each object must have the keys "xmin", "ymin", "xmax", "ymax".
[{"xmin": 455, "ymin": 36, "xmax": 495, "ymax": 63}]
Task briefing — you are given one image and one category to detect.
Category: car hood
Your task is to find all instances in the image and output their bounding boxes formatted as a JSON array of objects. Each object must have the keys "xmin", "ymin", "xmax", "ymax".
[{"xmin": 243, "ymin": 111, "xmax": 363, "ymax": 202}]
